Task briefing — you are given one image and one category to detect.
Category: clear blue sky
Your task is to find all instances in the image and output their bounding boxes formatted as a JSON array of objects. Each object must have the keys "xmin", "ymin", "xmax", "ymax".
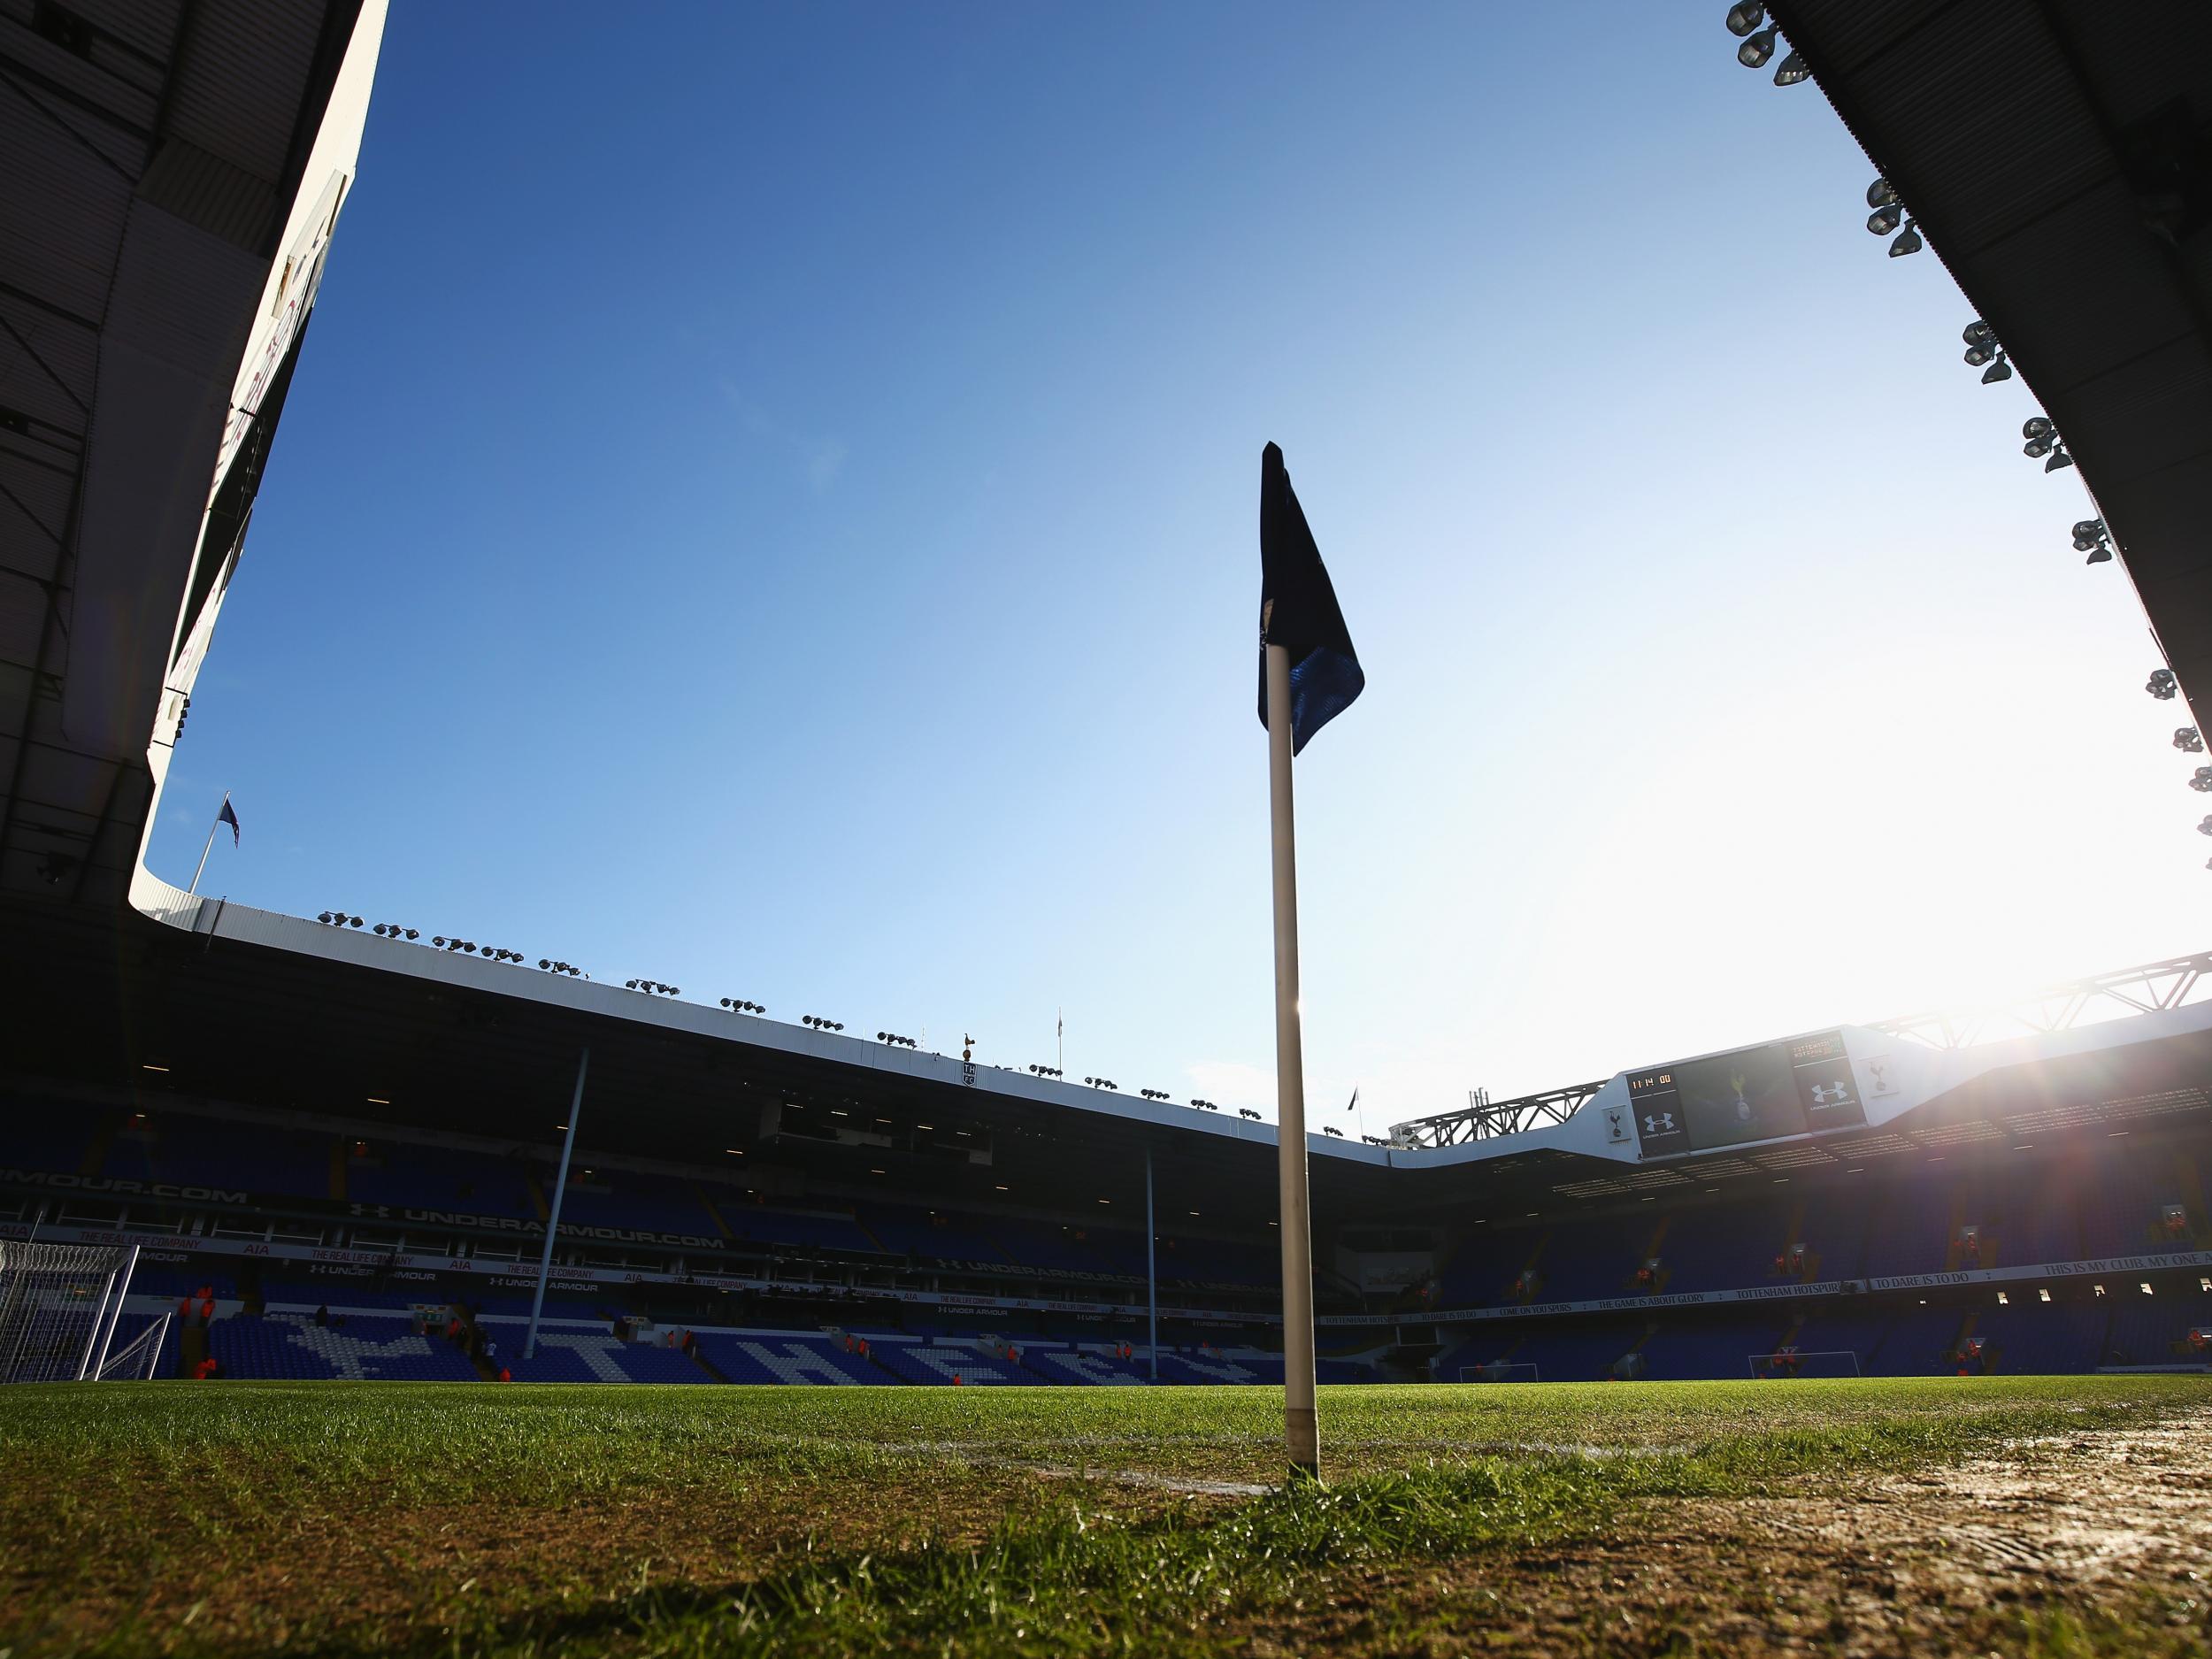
[{"xmin": 150, "ymin": 2, "xmax": 2203, "ymax": 1133}]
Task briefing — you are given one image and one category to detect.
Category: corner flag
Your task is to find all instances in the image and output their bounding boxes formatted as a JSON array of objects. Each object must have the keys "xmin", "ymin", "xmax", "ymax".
[
  {"xmin": 1256, "ymin": 441, "xmax": 1361, "ymax": 1483},
  {"xmin": 1258, "ymin": 442, "xmax": 1363, "ymax": 755}
]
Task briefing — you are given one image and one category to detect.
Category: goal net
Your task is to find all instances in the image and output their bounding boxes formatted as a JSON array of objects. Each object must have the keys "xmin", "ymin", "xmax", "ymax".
[
  {"xmin": 0, "ymin": 1241, "xmax": 140, "ymax": 1383},
  {"xmin": 1747, "ymin": 1349, "xmax": 1862, "ymax": 1379},
  {"xmin": 1457, "ymin": 1361, "xmax": 1541, "ymax": 1383}
]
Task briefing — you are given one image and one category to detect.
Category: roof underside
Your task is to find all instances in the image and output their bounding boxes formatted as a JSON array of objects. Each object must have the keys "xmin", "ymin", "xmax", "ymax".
[
  {"xmin": 0, "ymin": 0, "xmax": 359, "ymax": 906},
  {"xmin": 1773, "ymin": 0, "xmax": 2212, "ymax": 718}
]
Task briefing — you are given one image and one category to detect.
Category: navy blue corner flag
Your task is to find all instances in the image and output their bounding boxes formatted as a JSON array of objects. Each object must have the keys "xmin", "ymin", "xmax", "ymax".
[
  {"xmin": 1259, "ymin": 442, "xmax": 1363, "ymax": 755},
  {"xmin": 216, "ymin": 795, "xmax": 240, "ymax": 846}
]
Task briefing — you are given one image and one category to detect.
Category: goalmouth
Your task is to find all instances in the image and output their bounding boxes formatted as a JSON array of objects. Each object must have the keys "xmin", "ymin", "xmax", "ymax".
[
  {"xmin": 1748, "ymin": 1349, "xmax": 1863, "ymax": 1379},
  {"xmin": 1456, "ymin": 1361, "xmax": 1541, "ymax": 1383}
]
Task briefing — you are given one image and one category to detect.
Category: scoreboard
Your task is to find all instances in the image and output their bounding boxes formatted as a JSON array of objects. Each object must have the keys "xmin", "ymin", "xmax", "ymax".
[{"xmin": 1625, "ymin": 1031, "xmax": 1865, "ymax": 1158}]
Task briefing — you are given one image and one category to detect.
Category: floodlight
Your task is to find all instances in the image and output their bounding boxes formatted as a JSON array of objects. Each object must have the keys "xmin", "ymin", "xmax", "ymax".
[
  {"xmin": 2177, "ymin": 728, "xmax": 2205, "ymax": 753},
  {"xmin": 2024, "ymin": 432, "xmax": 2053, "ymax": 457},
  {"xmin": 2151, "ymin": 669, "xmax": 2178, "ymax": 700},
  {"xmin": 1964, "ymin": 341, "xmax": 1999, "ymax": 367},
  {"xmin": 2046, "ymin": 447, "xmax": 2074, "ymax": 472},
  {"xmin": 1869, "ymin": 178, "xmax": 1900, "ymax": 210},
  {"xmin": 2198, "ymin": 816, "xmax": 2212, "ymax": 838},
  {"xmin": 2022, "ymin": 414, "xmax": 2053, "ymax": 440},
  {"xmin": 1738, "ymin": 26, "xmax": 1777, "ymax": 67},
  {"xmin": 1772, "ymin": 50, "xmax": 1809, "ymax": 84},
  {"xmin": 1725, "ymin": 3, "xmax": 1764, "ymax": 36},
  {"xmin": 1868, "ymin": 204, "xmax": 1904, "ymax": 236},
  {"xmin": 1889, "ymin": 222, "xmax": 1923, "ymax": 257},
  {"xmin": 1980, "ymin": 354, "xmax": 2012, "ymax": 383},
  {"xmin": 2190, "ymin": 766, "xmax": 2212, "ymax": 793}
]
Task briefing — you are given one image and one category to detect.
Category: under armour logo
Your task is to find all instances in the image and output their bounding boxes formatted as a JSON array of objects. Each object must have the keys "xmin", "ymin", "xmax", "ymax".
[
  {"xmin": 1810, "ymin": 1081, "xmax": 1850, "ymax": 1106},
  {"xmin": 1643, "ymin": 1111, "xmax": 1677, "ymax": 1133}
]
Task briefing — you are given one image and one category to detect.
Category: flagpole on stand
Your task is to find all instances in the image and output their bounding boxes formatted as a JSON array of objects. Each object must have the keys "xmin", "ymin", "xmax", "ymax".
[
  {"xmin": 1266, "ymin": 640, "xmax": 1321, "ymax": 1480},
  {"xmin": 188, "ymin": 793, "xmax": 232, "ymax": 896}
]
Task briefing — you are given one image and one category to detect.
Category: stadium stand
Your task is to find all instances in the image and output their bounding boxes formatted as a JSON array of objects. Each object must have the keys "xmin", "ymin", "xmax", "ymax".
[
  {"xmin": 205, "ymin": 1314, "xmax": 481, "ymax": 1382},
  {"xmin": 18, "ymin": 1073, "xmax": 2212, "ymax": 1386}
]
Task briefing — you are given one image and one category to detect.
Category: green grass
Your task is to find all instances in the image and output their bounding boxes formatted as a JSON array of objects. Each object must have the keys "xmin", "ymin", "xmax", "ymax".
[{"xmin": 3, "ymin": 1376, "xmax": 2207, "ymax": 1656}]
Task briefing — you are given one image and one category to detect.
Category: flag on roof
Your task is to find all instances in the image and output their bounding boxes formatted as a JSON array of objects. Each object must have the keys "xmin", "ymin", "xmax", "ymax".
[
  {"xmin": 1257, "ymin": 442, "xmax": 1363, "ymax": 755},
  {"xmin": 216, "ymin": 795, "xmax": 240, "ymax": 846}
]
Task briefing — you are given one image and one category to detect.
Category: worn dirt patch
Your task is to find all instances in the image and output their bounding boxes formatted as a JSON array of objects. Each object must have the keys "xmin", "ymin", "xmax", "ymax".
[{"xmin": 1240, "ymin": 1412, "xmax": 2212, "ymax": 1656}]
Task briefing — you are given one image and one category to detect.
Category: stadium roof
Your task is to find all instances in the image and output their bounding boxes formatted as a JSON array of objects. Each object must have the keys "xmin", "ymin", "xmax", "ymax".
[
  {"xmin": 9, "ymin": 881, "xmax": 2208, "ymax": 1233},
  {"xmin": 0, "ymin": 0, "xmax": 380, "ymax": 906},
  {"xmin": 1771, "ymin": 0, "xmax": 2212, "ymax": 718},
  {"xmin": 8, "ymin": 2, "xmax": 2211, "ymax": 1243}
]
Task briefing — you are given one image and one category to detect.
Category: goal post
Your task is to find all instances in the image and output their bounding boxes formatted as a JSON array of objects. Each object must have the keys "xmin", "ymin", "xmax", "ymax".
[
  {"xmin": 1747, "ymin": 1349, "xmax": 1863, "ymax": 1379},
  {"xmin": 96, "ymin": 1310, "xmax": 170, "ymax": 1381},
  {"xmin": 0, "ymin": 1240, "xmax": 141, "ymax": 1383},
  {"xmin": 1456, "ymin": 1361, "xmax": 1541, "ymax": 1383}
]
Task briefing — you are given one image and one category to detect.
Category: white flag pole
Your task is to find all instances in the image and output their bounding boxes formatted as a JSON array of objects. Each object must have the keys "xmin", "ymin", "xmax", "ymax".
[
  {"xmin": 188, "ymin": 793, "xmax": 229, "ymax": 897},
  {"xmin": 1265, "ymin": 641, "xmax": 1320, "ymax": 1479}
]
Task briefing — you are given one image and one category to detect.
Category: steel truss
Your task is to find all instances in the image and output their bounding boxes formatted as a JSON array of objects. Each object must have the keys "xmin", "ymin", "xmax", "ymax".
[
  {"xmin": 1389, "ymin": 1080, "xmax": 1608, "ymax": 1149},
  {"xmin": 1386, "ymin": 950, "xmax": 2212, "ymax": 1148},
  {"xmin": 1870, "ymin": 951, "xmax": 2212, "ymax": 1050}
]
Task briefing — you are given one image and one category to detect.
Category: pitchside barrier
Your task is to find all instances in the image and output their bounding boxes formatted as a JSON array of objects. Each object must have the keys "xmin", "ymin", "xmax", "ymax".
[
  {"xmin": 1747, "ymin": 1349, "xmax": 1863, "ymax": 1379},
  {"xmin": 0, "ymin": 1241, "xmax": 142, "ymax": 1382},
  {"xmin": 1456, "ymin": 1362, "xmax": 1542, "ymax": 1383}
]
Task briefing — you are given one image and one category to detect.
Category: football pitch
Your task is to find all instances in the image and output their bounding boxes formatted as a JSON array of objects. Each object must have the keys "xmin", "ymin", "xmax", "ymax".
[{"xmin": 4, "ymin": 1377, "xmax": 2210, "ymax": 1657}]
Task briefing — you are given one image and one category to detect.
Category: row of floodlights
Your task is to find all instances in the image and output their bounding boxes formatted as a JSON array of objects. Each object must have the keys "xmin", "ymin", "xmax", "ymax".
[
  {"xmin": 539, "ymin": 960, "xmax": 584, "ymax": 977},
  {"xmin": 1730, "ymin": 39, "xmax": 2196, "ymax": 879},
  {"xmin": 299, "ymin": 910, "xmax": 1393, "ymax": 1119},
  {"xmin": 1960, "ymin": 319, "xmax": 2008, "ymax": 380},
  {"xmin": 2021, "ymin": 415, "xmax": 2073, "ymax": 472},
  {"xmin": 1866, "ymin": 179, "xmax": 1923, "ymax": 258},
  {"xmin": 1724, "ymin": 4, "xmax": 1809, "ymax": 84},
  {"xmin": 1964, "ymin": 322, "xmax": 2188, "ymax": 851},
  {"xmin": 1962, "ymin": 323, "xmax": 2100, "ymax": 570},
  {"xmin": 321, "ymin": 913, "xmax": 532, "ymax": 964}
]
